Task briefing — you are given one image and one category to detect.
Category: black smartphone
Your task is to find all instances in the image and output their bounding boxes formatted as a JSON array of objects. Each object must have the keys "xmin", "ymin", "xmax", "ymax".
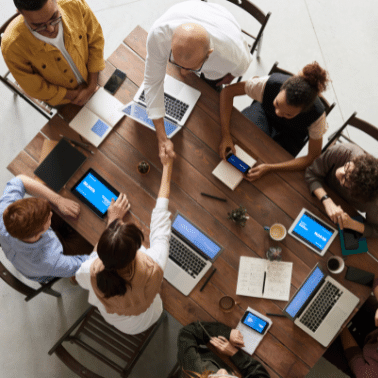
[
  {"xmin": 241, "ymin": 311, "xmax": 269, "ymax": 335},
  {"xmin": 345, "ymin": 266, "xmax": 375, "ymax": 287},
  {"xmin": 104, "ymin": 69, "xmax": 127, "ymax": 95},
  {"xmin": 226, "ymin": 152, "xmax": 250, "ymax": 174},
  {"xmin": 343, "ymin": 228, "xmax": 362, "ymax": 250}
]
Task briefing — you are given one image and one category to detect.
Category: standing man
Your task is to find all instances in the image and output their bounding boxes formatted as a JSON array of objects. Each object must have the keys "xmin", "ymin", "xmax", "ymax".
[
  {"xmin": 2, "ymin": 0, "xmax": 105, "ymax": 107},
  {"xmin": 145, "ymin": 1, "xmax": 252, "ymax": 163}
]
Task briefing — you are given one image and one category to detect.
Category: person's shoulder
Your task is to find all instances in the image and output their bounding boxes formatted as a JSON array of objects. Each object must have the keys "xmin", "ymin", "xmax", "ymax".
[{"xmin": 1, "ymin": 14, "xmax": 28, "ymax": 54}]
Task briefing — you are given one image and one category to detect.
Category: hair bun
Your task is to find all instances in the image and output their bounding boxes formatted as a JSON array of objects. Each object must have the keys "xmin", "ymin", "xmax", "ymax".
[{"xmin": 301, "ymin": 62, "xmax": 329, "ymax": 94}]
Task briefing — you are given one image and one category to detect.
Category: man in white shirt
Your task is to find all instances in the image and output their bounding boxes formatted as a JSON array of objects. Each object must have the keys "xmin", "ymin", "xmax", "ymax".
[{"xmin": 144, "ymin": 1, "xmax": 252, "ymax": 163}]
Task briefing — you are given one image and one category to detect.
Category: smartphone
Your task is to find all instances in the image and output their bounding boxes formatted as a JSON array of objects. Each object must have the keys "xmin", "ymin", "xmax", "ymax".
[
  {"xmin": 241, "ymin": 311, "xmax": 269, "ymax": 335},
  {"xmin": 345, "ymin": 266, "xmax": 374, "ymax": 287},
  {"xmin": 104, "ymin": 69, "xmax": 127, "ymax": 95},
  {"xmin": 226, "ymin": 152, "xmax": 250, "ymax": 174},
  {"xmin": 343, "ymin": 228, "xmax": 362, "ymax": 250}
]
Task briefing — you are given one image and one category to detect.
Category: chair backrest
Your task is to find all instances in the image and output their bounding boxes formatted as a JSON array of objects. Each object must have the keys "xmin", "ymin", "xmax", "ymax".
[
  {"xmin": 322, "ymin": 112, "xmax": 378, "ymax": 153},
  {"xmin": 49, "ymin": 306, "xmax": 166, "ymax": 377},
  {"xmin": 268, "ymin": 61, "xmax": 336, "ymax": 116}
]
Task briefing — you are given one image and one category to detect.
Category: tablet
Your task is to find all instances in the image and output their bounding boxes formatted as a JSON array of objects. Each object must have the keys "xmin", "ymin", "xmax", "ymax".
[
  {"xmin": 288, "ymin": 208, "xmax": 338, "ymax": 256},
  {"xmin": 71, "ymin": 168, "xmax": 119, "ymax": 219}
]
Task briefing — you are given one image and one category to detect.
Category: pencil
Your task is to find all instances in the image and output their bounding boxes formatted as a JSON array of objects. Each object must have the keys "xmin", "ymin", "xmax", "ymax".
[
  {"xmin": 201, "ymin": 192, "xmax": 227, "ymax": 202},
  {"xmin": 200, "ymin": 268, "xmax": 217, "ymax": 292}
]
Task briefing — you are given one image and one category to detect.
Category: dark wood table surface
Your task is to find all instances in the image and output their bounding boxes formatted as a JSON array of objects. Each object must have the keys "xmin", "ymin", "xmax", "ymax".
[{"xmin": 7, "ymin": 26, "xmax": 378, "ymax": 378}]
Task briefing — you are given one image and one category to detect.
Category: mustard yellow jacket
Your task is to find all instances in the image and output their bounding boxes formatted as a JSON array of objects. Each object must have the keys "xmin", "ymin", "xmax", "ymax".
[{"xmin": 1, "ymin": 0, "xmax": 105, "ymax": 106}]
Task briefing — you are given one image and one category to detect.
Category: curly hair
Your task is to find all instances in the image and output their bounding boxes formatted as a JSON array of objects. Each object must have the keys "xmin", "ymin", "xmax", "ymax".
[
  {"xmin": 348, "ymin": 154, "xmax": 378, "ymax": 202},
  {"xmin": 281, "ymin": 62, "xmax": 330, "ymax": 111}
]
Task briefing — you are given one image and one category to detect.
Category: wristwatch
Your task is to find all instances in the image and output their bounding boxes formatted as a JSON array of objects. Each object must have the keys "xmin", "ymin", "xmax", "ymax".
[{"xmin": 320, "ymin": 194, "xmax": 330, "ymax": 203}]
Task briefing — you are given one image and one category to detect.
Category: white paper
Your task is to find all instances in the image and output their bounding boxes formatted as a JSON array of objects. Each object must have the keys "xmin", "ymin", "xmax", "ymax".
[
  {"xmin": 236, "ymin": 257, "xmax": 266, "ymax": 297},
  {"xmin": 263, "ymin": 261, "xmax": 293, "ymax": 301}
]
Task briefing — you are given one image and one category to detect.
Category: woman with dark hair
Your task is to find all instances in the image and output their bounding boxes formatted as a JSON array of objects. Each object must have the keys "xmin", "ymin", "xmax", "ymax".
[
  {"xmin": 219, "ymin": 62, "xmax": 330, "ymax": 181},
  {"xmin": 75, "ymin": 157, "xmax": 173, "ymax": 334}
]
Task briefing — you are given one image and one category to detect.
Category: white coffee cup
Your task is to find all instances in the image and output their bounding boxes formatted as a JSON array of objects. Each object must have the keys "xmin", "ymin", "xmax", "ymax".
[
  {"xmin": 327, "ymin": 256, "xmax": 345, "ymax": 274},
  {"xmin": 265, "ymin": 223, "xmax": 287, "ymax": 241}
]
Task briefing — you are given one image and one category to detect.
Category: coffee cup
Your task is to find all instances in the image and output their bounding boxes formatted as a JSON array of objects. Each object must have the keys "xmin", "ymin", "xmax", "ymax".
[
  {"xmin": 264, "ymin": 224, "xmax": 287, "ymax": 241},
  {"xmin": 327, "ymin": 256, "xmax": 345, "ymax": 274},
  {"xmin": 219, "ymin": 296, "xmax": 236, "ymax": 313}
]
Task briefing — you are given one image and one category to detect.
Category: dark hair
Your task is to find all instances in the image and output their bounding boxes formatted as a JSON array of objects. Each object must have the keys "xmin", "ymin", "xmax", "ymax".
[
  {"xmin": 348, "ymin": 154, "xmax": 378, "ymax": 202},
  {"xmin": 3, "ymin": 198, "xmax": 51, "ymax": 239},
  {"xmin": 281, "ymin": 62, "xmax": 330, "ymax": 111},
  {"xmin": 14, "ymin": 0, "xmax": 49, "ymax": 11},
  {"xmin": 96, "ymin": 220, "xmax": 144, "ymax": 298}
]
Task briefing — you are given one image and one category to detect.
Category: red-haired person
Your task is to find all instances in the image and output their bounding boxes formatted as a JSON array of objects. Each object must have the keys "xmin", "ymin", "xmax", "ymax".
[
  {"xmin": 0, "ymin": 175, "xmax": 92, "ymax": 283},
  {"xmin": 75, "ymin": 157, "xmax": 173, "ymax": 334},
  {"xmin": 219, "ymin": 62, "xmax": 330, "ymax": 181}
]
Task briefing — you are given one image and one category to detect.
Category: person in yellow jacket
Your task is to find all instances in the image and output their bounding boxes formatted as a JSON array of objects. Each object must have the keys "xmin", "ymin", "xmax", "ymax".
[{"xmin": 2, "ymin": 0, "xmax": 105, "ymax": 107}]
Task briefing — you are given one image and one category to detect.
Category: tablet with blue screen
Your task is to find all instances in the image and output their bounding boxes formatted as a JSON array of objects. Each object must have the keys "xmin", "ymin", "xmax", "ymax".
[
  {"xmin": 288, "ymin": 208, "xmax": 338, "ymax": 256},
  {"xmin": 71, "ymin": 168, "xmax": 119, "ymax": 219}
]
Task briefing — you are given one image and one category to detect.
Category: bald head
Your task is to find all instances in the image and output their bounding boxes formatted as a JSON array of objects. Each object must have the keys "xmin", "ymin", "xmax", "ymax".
[{"xmin": 171, "ymin": 23, "xmax": 212, "ymax": 75}]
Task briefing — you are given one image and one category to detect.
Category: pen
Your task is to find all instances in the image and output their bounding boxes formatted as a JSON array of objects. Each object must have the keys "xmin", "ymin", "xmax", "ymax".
[
  {"xmin": 198, "ymin": 321, "xmax": 212, "ymax": 339},
  {"xmin": 266, "ymin": 313, "xmax": 286, "ymax": 317},
  {"xmin": 201, "ymin": 192, "xmax": 227, "ymax": 202},
  {"xmin": 60, "ymin": 135, "xmax": 94, "ymax": 155},
  {"xmin": 199, "ymin": 268, "xmax": 217, "ymax": 292},
  {"xmin": 262, "ymin": 271, "xmax": 266, "ymax": 295}
]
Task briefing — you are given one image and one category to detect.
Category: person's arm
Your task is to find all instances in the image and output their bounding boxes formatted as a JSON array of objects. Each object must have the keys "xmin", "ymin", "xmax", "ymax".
[
  {"xmin": 75, "ymin": 251, "xmax": 98, "ymax": 289},
  {"xmin": 219, "ymin": 81, "xmax": 247, "ymax": 159},
  {"xmin": 71, "ymin": 72, "xmax": 99, "ymax": 106},
  {"xmin": 245, "ymin": 137, "xmax": 323, "ymax": 181},
  {"xmin": 48, "ymin": 251, "xmax": 90, "ymax": 278},
  {"xmin": 154, "ymin": 118, "xmax": 176, "ymax": 163},
  {"xmin": 17, "ymin": 175, "xmax": 80, "ymax": 218},
  {"xmin": 106, "ymin": 193, "xmax": 130, "ymax": 226}
]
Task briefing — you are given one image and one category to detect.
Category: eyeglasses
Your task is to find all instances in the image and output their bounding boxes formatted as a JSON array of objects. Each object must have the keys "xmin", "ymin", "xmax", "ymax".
[
  {"xmin": 340, "ymin": 161, "xmax": 353, "ymax": 187},
  {"xmin": 31, "ymin": 15, "xmax": 62, "ymax": 32},
  {"xmin": 168, "ymin": 50, "xmax": 208, "ymax": 73}
]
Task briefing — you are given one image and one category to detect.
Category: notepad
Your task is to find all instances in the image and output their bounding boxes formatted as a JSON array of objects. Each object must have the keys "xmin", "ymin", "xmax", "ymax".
[
  {"xmin": 69, "ymin": 88, "xmax": 124, "ymax": 147},
  {"xmin": 212, "ymin": 145, "xmax": 256, "ymax": 190},
  {"xmin": 236, "ymin": 256, "xmax": 293, "ymax": 301}
]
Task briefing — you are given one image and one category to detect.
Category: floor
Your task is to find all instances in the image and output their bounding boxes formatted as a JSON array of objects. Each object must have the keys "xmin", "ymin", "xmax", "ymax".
[{"xmin": 1, "ymin": 0, "xmax": 377, "ymax": 377}]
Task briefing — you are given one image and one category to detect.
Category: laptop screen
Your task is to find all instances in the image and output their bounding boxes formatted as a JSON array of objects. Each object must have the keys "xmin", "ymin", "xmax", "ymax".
[
  {"xmin": 292, "ymin": 211, "xmax": 335, "ymax": 252},
  {"xmin": 285, "ymin": 266, "xmax": 325, "ymax": 318},
  {"xmin": 172, "ymin": 214, "xmax": 222, "ymax": 260}
]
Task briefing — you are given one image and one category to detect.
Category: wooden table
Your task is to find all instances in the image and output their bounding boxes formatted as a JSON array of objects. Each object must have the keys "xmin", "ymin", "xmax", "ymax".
[{"xmin": 8, "ymin": 26, "xmax": 378, "ymax": 378}]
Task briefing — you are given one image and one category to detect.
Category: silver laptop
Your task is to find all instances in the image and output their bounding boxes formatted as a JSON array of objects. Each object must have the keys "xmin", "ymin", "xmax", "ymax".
[
  {"xmin": 283, "ymin": 264, "xmax": 359, "ymax": 347},
  {"xmin": 122, "ymin": 75, "xmax": 201, "ymax": 138},
  {"xmin": 164, "ymin": 213, "xmax": 223, "ymax": 296}
]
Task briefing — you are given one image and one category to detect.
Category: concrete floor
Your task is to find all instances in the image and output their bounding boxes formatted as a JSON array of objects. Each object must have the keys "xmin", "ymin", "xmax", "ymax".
[{"xmin": 1, "ymin": 0, "xmax": 377, "ymax": 377}]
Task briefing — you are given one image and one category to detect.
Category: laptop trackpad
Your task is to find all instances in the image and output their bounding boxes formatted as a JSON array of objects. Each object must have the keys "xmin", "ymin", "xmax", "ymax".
[{"xmin": 327, "ymin": 307, "xmax": 348, "ymax": 329}]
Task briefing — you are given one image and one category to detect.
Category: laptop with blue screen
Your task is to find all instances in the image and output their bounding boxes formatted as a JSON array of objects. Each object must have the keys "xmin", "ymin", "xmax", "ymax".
[
  {"xmin": 164, "ymin": 213, "xmax": 223, "ymax": 296},
  {"xmin": 122, "ymin": 75, "xmax": 201, "ymax": 138},
  {"xmin": 283, "ymin": 264, "xmax": 359, "ymax": 347}
]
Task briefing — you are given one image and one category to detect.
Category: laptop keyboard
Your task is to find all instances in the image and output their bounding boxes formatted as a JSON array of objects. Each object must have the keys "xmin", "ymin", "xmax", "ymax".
[
  {"xmin": 122, "ymin": 103, "xmax": 178, "ymax": 137},
  {"xmin": 139, "ymin": 91, "xmax": 189, "ymax": 122},
  {"xmin": 169, "ymin": 236, "xmax": 207, "ymax": 278},
  {"xmin": 300, "ymin": 281, "xmax": 343, "ymax": 333}
]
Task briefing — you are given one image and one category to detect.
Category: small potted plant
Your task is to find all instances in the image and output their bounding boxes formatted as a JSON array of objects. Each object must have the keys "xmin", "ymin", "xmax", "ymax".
[
  {"xmin": 228, "ymin": 205, "xmax": 249, "ymax": 227},
  {"xmin": 137, "ymin": 161, "xmax": 150, "ymax": 175}
]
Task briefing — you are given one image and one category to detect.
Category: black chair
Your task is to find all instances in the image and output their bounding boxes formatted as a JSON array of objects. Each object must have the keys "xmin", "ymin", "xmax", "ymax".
[
  {"xmin": 322, "ymin": 111, "xmax": 378, "ymax": 153},
  {"xmin": 0, "ymin": 13, "xmax": 54, "ymax": 120},
  {"xmin": 48, "ymin": 306, "xmax": 167, "ymax": 377}
]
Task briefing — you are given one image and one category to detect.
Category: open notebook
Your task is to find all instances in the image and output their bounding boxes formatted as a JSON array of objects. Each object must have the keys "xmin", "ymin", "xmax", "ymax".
[{"xmin": 69, "ymin": 88, "xmax": 124, "ymax": 147}]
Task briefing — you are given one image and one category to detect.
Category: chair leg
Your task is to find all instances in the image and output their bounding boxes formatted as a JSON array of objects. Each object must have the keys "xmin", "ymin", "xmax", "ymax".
[
  {"xmin": 42, "ymin": 287, "xmax": 61, "ymax": 298},
  {"xmin": 256, "ymin": 34, "xmax": 264, "ymax": 58},
  {"xmin": 167, "ymin": 361, "xmax": 181, "ymax": 378}
]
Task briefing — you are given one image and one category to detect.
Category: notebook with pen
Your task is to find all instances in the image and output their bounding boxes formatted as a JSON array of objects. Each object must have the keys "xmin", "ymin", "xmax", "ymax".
[{"xmin": 339, "ymin": 216, "xmax": 368, "ymax": 256}]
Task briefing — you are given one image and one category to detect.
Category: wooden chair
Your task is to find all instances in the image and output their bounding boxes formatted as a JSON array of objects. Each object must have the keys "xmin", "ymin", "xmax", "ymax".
[
  {"xmin": 322, "ymin": 111, "xmax": 378, "ymax": 153},
  {"xmin": 268, "ymin": 61, "xmax": 336, "ymax": 117},
  {"xmin": 0, "ymin": 248, "xmax": 61, "ymax": 302},
  {"xmin": 48, "ymin": 306, "xmax": 167, "ymax": 377},
  {"xmin": 0, "ymin": 13, "xmax": 54, "ymax": 120}
]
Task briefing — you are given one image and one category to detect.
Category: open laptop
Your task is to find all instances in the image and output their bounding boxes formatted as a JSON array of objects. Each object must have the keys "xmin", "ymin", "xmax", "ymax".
[
  {"xmin": 122, "ymin": 75, "xmax": 201, "ymax": 138},
  {"xmin": 164, "ymin": 213, "xmax": 223, "ymax": 296},
  {"xmin": 283, "ymin": 264, "xmax": 359, "ymax": 347}
]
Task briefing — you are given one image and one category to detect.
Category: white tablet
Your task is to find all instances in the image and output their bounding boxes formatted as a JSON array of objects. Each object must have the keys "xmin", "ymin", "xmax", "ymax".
[{"xmin": 288, "ymin": 208, "xmax": 338, "ymax": 256}]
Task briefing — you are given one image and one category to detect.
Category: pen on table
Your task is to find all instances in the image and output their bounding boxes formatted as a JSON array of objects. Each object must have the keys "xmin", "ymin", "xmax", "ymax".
[
  {"xmin": 60, "ymin": 135, "xmax": 94, "ymax": 155},
  {"xmin": 266, "ymin": 313, "xmax": 286, "ymax": 317},
  {"xmin": 201, "ymin": 192, "xmax": 227, "ymax": 202},
  {"xmin": 262, "ymin": 271, "xmax": 266, "ymax": 295},
  {"xmin": 199, "ymin": 268, "xmax": 217, "ymax": 292}
]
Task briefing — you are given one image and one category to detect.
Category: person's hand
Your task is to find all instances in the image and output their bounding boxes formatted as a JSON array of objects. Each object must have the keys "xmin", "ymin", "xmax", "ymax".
[
  {"xmin": 107, "ymin": 193, "xmax": 131, "ymax": 225},
  {"xmin": 244, "ymin": 163, "xmax": 270, "ymax": 182},
  {"xmin": 219, "ymin": 135, "xmax": 235, "ymax": 160},
  {"xmin": 229, "ymin": 329, "xmax": 245, "ymax": 348},
  {"xmin": 375, "ymin": 309, "xmax": 378, "ymax": 327},
  {"xmin": 210, "ymin": 336, "xmax": 238, "ymax": 357},
  {"xmin": 337, "ymin": 211, "xmax": 354, "ymax": 230},
  {"xmin": 72, "ymin": 84, "xmax": 98, "ymax": 106},
  {"xmin": 323, "ymin": 198, "xmax": 344, "ymax": 224},
  {"xmin": 56, "ymin": 197, "xmax": 80, "ymax": 218},
  {"xmin": 158, "ymin": 139, "xmax": 176, "ymax": 164},
  {"xmin": 216, "ymin": 73, "xmax": 235, "ymax": 87},
  {"xmin": 161, "ymin": 154, "xmax": 174, "ymax": 167}
]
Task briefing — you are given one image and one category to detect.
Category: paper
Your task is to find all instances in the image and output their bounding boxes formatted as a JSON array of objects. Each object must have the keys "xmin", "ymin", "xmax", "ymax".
[{"xmin": 236, "ymin": 256, "xmax": 293, "ymax": 301}]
